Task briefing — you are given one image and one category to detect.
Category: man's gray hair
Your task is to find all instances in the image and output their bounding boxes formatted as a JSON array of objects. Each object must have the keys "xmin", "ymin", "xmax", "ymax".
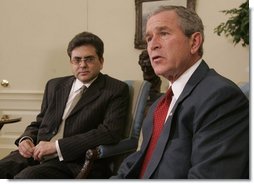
[{"xmin": 147, "ymin": 6, "xmax": 204, "ymax": 56}]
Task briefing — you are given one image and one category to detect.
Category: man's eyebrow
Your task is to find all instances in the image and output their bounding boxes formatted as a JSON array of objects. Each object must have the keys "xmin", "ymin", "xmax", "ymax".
[
  {"xmin": 157, "ymin": 26, "xmax": 170, "ymax": 32},
  {"xmin": 73, "ymin": 55, "xmax": 94, "ymax": 58},
  {"xmin": 144, "ymin": 26, "xmax": 169, "ymax": 38},
  {"xmin": 84, "ymin": 55, "xmax": 95, "ymax": 58}
]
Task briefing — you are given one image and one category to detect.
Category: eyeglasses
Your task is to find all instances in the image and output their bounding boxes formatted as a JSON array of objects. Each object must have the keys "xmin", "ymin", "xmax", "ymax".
[{"xmin": 71, "ymin": 56, "xmax": 97, "ymax": 65}]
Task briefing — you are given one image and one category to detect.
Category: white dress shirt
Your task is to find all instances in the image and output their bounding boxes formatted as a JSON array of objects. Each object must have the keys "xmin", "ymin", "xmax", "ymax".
[{"xmin": 165, "ymin": 59, "xmax": 202, "ymax": 122}]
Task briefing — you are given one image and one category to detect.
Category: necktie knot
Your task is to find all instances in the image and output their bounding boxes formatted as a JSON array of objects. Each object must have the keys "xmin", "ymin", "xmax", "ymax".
[
  {"xmin": 63, "ymin": 85, "xmax": 87, "ymax": 120},
  {"xmin": 165, "ymin": 87, "xmax": 173, "ymax": 102},
  {"xmin": 79, "ymin": 85, "xmax": 87, "ymax": 93}
]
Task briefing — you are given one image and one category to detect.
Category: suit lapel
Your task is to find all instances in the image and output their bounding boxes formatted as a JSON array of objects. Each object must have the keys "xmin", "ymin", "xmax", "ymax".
[
  {"xmin": 143, "ymin": 60, "xmax": 210, "ymax": 178},
  {"xmin": 55, "ymin": 77, "xmax": 74, "ymax": 122}
]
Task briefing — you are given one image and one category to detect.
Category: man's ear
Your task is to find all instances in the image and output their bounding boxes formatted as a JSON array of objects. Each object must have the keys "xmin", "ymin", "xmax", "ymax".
[
  {"xmin": 100, "ymin": 57, "xmax": 104, "ymax": 70},
  {"xmin": 190, "ymin": 32, "xmax": 202, "ymax": 54}
]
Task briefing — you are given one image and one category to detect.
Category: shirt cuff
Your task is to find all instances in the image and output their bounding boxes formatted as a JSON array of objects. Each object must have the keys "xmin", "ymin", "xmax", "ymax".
[
  {"xmin": 18, "ymin": 136, "xmax": 34, "ymax": 145},
  {"xmin": 56, "ymin": 140, "xmax": 64, "ymax": 161}
]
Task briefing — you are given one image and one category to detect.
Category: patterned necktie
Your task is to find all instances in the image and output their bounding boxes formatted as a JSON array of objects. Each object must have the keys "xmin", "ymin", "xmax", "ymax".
[
  {"xmin": 51, "ymin": 85, "xmax": 86, "ymax": 141},
  {"xmin": 62, "ymin": 85, "xmax": 86, "ymax": 120},
  {"xmin": 139, "ymin": 87, "xmax": 173, "ymax": 178}
]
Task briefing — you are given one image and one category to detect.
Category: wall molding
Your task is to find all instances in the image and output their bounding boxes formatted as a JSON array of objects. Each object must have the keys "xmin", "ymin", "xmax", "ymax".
[
  {"xmin": 0, "ymin": 90, "xmax": 43, "ymax": 111},
  {"xmin": 0, "ymin": 90, "xmax": 44, "ymax": 158}
]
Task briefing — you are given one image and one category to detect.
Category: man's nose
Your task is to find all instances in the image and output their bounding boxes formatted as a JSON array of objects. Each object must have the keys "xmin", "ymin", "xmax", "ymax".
[{"xmin": 148, "ymin": 36, "xmax": 161, "ymax": 50}]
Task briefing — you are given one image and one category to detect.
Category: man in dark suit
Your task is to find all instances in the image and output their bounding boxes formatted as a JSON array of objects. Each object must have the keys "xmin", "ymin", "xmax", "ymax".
[
  {"xmin": 0, "ymin": 31, "xmax": 129, "ymax": 179},
  {"xmin": 111, "ymin": 6, "xmax": 249, "ymax": 179}
]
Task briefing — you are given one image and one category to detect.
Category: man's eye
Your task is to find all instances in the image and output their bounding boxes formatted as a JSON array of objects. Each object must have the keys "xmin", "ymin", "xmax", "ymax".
[
  {"xmin": 75, "ymin": 58, "xmax": 82, "ymax": 62},
  {"xmin": 145, "ymin": 36, "xmax": 152, "ymax": 43},
  {"xmin": 84, "ymin": 56, "xmax": 96, "ymax": 63},
  {"xmin": 160, "ymin": 32, "xmax": 169, "ymax": 36},
  {"xmin": 72, "ymin": 57, "xmax": 81, "ymax": 62},
  {"xmin": 86, "ymin": 57, "xmax": 93, "ymax": 62}
]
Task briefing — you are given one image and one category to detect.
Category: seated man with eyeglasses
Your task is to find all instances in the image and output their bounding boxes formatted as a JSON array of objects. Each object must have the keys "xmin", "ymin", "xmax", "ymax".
[{"xmin": 0, "ymin": 31, "xmax": 129, "ymax": 179}]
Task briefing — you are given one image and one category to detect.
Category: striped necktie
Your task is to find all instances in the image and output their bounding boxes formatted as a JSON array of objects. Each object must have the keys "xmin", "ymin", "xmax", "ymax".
[
  {"xmin": 51, "ymin": 85, "xmax": 86, "ymax": 141},
  {"xmin": 62, "ymin": 85, "xmax": 87, "ymax": 119}
]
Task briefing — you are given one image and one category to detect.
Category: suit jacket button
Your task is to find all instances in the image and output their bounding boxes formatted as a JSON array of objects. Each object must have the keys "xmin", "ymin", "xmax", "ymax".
[{"xmin": 52, "ymin": 131, "xmax": 56, "ymax": 135}]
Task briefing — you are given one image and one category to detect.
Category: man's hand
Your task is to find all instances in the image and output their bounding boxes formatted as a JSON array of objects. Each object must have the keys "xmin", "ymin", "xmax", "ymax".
[
  {"xmin": 33, "ymin": 141, "xmax": 57, "ymax": 161},
  {"xmin": 18, "ymin": 139, "xmax": 35, "ymax": 158}
]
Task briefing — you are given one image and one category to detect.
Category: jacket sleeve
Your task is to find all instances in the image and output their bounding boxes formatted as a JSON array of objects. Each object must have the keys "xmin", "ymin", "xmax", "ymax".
[
  {"xmin": 111, "ymin": 150, "xmax": 143, "ymax": 179},
  {"xmin": 188, "ymin": 84, "xmax": 249, "ymax": 178},
  {"xmin": 15, "ymin": 80, "xmax": 51, "ymax": 146}
]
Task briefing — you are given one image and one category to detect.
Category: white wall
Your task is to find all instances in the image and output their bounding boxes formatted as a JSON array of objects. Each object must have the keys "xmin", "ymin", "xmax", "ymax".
[
  {"xmin": 87, "ymin": 0, "xmax": 143, "ymax": 81},
  {"xmin": 197, "ymin": 0, "xmax": 249, "ymax": 86}
]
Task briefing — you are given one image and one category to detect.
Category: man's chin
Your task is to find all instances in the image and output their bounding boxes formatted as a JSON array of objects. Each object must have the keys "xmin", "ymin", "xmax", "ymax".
[{"xmin": 78, "ymin": 76, "xmax": 91, "ymax": 83}]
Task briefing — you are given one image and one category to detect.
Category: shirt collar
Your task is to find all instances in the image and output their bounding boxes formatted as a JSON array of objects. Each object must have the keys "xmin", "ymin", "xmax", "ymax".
[
  {"xmin": 170, "ymin": 59, "xmax": 202, "ymax": 100},
  {"xmin": 73, "ymin": 77, "xmax": 98, "ymax": 92}
]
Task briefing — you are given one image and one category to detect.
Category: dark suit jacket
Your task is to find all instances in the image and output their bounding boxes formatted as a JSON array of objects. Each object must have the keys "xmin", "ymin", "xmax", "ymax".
[
  {"xmin": 112, "ymin": 61, "xmax": 249, "ymax": 179},
  {"xmin": 15, "ymin": 73, "xmax": 129, "ymax": 177}
]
